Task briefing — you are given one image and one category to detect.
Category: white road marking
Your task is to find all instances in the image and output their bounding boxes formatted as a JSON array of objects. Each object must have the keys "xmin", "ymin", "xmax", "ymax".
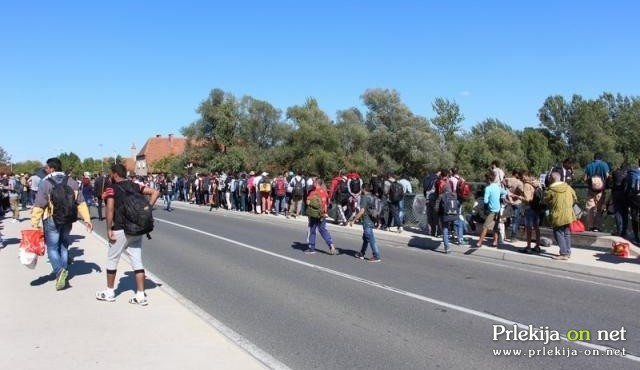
[
  {"xmin": 156, "ymin": 217, "xmax": 640, "ymax": 363},
  {"xmin": 91, "ymin": 231, "xmax": 292, "ymax": 370},
  {"xmin": 172, "ymin": 203, "xmax": 640, "ymax": 292}
]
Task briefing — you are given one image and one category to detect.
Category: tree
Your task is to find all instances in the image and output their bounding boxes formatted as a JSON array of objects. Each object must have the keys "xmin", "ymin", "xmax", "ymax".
[
  {"xmin": 457, "ymin": 119, "xmax": 526, "ymax": 181},
  {"xmin": 58, "ymin": 152, "xmax": 82, "ymax": 175},
  {"xmin": 284, "ymin": 97, "xmax": 342, "ymax": 177},
  {"xmin": 519, "ymin": 128, "xmax": 554, "ymax": 174},
  {"xmin": 11, "ymin": 160, "xmax": 43, "ymax": 175},
  {"xmin": 431, "ymin": 97, "xmax": 464, "ymax": 146},
  {"xmin": 362, "ymin": 89, "xmax": 447, "ymax": 176},
  {"xmin": 0, "ymin": 146, "xmax": 10, "ymax": 166},
  {"xmin": 538, "ymin": 95, "xmax": 571, "ymax": 157}
]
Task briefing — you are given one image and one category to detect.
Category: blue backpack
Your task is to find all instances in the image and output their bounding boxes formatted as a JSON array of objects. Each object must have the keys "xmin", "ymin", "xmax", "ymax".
[{"xmin": 626, "ymin": 169, "xmax": 640, "ymax": 207}]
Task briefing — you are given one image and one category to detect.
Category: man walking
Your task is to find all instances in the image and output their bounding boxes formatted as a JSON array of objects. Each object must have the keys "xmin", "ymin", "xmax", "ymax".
[
  {"xmin": 31, "ymin": 158, "xmax": 93, "ymax": 291},
  {"xmin": 93, "ymin": 173, "xmax": 110, "ymax": 221},
  {"xmin": 351, "ymin": 184, "xmax": 381, "ymax": 262},
  {"xmin": 305, "ymin": 178, "xmax": 337, "ymax": 255},
  {"xmin": 545, "ymin": 172, "xmax": 577, "ymax": 260},
  {"xmin": 96, "ymin": 164, "xmax": 160, "ymax": 305}
]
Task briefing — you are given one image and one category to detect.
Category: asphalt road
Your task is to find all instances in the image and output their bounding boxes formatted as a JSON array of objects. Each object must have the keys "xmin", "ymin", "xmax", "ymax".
[{"xmin": 90, "ymin": 203, "xmax": 640, "ymax": 370}]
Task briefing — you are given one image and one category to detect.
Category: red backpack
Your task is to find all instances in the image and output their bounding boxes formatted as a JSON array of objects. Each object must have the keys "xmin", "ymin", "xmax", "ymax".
[
  {"xmin": 275, "ymin": 178, "xmax": 286, "ymax": 196},
  {"xmin": 456, "ymin": 178, "xmax": 471, "ymax": 201}
]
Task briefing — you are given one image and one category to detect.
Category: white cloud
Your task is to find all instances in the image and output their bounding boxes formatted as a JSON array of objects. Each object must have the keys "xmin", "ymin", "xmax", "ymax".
[{"xmin": 459, "ymin": 91, "xmax": 470, "ymax": 96}]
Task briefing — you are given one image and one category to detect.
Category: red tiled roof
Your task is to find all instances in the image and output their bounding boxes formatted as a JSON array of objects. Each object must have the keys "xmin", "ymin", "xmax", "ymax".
[{"xmin": 138, "ymin": 135, "xmax": 187, "ymax": 170}]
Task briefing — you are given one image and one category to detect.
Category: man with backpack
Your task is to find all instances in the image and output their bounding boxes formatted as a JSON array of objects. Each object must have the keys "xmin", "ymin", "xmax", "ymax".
[
  {"xmin": 7, "ymin": 173, "xmax": 21, "ymax": 223},
  {"xmin": 31, "ymin": 158, "xmax": 93, "ymax": 291},
  {"xmin": 289, "ymin": 172, "xmax": 305, "ymax": 218},
  {"xmin": 625, "ymin": 160, "xmax": 640, "ymax": 244},
  {"xmin": 386, "ymin": 172, "xmax": 404, "ymax": 233},
  {"xmin": 610, "ymin": 163, "xmax": 630, "ymax": 238},
  {"xmin": 347, "ymin": 172, "xmax": 363, "ymax": 214},
  {"xmin": 435, "ymin": 181, "xmax": 462, "ymax": 254},
  {"xmin": 273, "ymin": 172, "xmax": 288, "ymax": 217},
  {"xmin": 95, "ymin": 163, "xmax": 159, "ymax": 305},
  {"xmin": 305, "ymin": 178, "xmax": 337, "ymax": 255},
  {"xmin": 518, "ymin": 171, "xmax": 543, "ymax": 254},
  {"xmin": 583, "ymin": 153, "xmax": 610, "ymax": 232},
  {"xmin": 350, "ymin": 183, "xmax": 382, "ymax": 262},
  {"xmin": 423, "ymin": 169, "xmax": 441, "ymax": 237}
]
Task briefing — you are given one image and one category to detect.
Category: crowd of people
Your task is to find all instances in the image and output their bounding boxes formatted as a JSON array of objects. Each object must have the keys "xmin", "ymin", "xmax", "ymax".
[{"xmin": 3, "ymin": 152, "xmax": 640, "ymax": 272}]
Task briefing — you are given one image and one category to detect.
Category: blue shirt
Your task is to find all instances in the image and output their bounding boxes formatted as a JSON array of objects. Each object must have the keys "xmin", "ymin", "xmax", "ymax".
[{"xmin": 484, "ymin": 183, "xmax": 507, "ymax": 213}]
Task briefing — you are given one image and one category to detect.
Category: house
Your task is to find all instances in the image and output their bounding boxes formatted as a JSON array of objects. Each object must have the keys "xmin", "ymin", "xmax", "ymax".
[{"xmin": 135, "ymin": 134, "xmax": 187, "ymax": 176}]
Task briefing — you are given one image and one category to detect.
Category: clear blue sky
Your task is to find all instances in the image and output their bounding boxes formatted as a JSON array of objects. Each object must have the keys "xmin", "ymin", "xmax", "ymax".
[{"xmin": 2, "ymin": 0, "xmax": 638, "ymax": 163}]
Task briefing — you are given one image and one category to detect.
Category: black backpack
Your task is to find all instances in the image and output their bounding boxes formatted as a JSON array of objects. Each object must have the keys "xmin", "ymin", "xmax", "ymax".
[
  {"xmin": 238, "ymin": 179, "xmax": 248, "ymax": 193},
  {"xmin": 337, "ymin": 180, "xmax": 350, "ymax": 203},
  {"xmin": 371, "ymin": 177, "xmax": 383, "ymax": 198},
  {"xmin": 389, "ymin": 182, "xmax": 404, "ymax": 203},
  {"xmin": 530, "ymin": 186, "xmax": 545, "ymax": 212},
  {"xmin": 115, "ymin": 181, "xmax": 154, "ymax": 238},
  {"xmin": 292, "ymin": 178, "xmax": 304, "ymax": 199},
  {"xmin": 14, "ymin": 180, "xmax": 24, "ymax": 194},
  {"xmin": 48, "ymin": 176, "xmax": 78, "ymax": 225},
  {"xmin": 440, "ymin": 190, "xmax": 460, "ymax": 219},
  {"xmin": 349, "ymin": 178, "xmax": 361, "ymax": 194}
]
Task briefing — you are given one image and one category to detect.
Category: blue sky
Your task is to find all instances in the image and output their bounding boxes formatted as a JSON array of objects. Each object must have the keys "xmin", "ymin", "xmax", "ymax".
[{"xmin": 2, "ymin": 0, "xmax": 638, "ymax": 163}]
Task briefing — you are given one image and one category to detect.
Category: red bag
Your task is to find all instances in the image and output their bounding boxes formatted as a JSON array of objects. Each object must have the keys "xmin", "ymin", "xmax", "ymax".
[
  {"xmin": 20, "ymin": 229, "xmax": 46, "ymax": 256},
  {"xmin": 569, "ymin": 219, "xmax": 585, "ymax": 233},
  {"xmin": 612, "ymin": 242, "xmax": 630, "ymax": 258}
]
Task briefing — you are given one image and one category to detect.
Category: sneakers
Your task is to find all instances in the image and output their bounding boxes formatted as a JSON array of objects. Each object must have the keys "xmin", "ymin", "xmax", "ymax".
[
  {"xmin": 354, "ymin": 252, "xmax": 364, "ymax": 260},
  {"xmin": 366, "ymin": 256, "xmax": 381, "ymax": 263},
  {"xmin": 55, "ymin": 268, "xmax": 68, "ymax": 291},
  {"xmin": 96, "ymin": 290, "xmax": 116, "ymax": 302},
  {"xmin": 553, "ymin": 254, "xmax": 570, "ymax": 261},
  {"xmin": 129, "ymin": 297, "xmax": 148, "ymax": 306},
  {"xmin": 329, "ymin": 245, "xmax": 337, "ymax": 255},
  {"xmin": 11, "ymin": 218, "xmax": 18, "ymax": 223},
  {"xmin": 457, "ymin": 239, "xmax": 470, "ymax": 246},
  {"xmin": 304, "ymin": 248, "xmax": 316, "ymax": 254}
]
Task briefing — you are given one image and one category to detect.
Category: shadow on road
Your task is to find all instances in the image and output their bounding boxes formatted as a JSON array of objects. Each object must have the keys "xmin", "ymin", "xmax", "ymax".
[{"xmin": 115, "ymin": 271, "xmax": 160, "ymax": 296}]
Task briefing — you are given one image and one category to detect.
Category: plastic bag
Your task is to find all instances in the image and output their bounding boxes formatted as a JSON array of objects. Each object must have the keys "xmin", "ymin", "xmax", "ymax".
[
  {"xmin": 612, "ymin": 242, "xmax": 630, "ymax": 258},
  {"xmin": 569, "ymin": 219, "xmax": 585, "ymax": 233},
  {"xmin": 19, "ymin": 248, "xmax": 38, "ymax": 269},
  {"xmin": 20, "ymin": 229, "xmax": 45, "ymax": 256}
]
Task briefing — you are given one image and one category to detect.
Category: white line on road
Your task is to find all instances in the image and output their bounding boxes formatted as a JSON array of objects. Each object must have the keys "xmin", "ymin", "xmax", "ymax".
[{"xmin": 156, "ymin": 217, "xmax": 640, "ymax": 363}]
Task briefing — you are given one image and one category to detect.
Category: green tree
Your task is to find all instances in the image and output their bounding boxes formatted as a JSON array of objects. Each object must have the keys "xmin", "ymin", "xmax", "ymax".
[
  {"xmin": 431, "ymin": 97, "xmax": 464, "ymax": 146},
  {"xmin": 519, "ymin": 128, "xmax": 554, "ymax": 174},
  {"xmin": 362, "ymin": 89, "xmax": 449, "ymax": 176},
  {"xmin": 457, "ymin": 119, "xmax": 526, "ymax": 181},
  {"xmin": 538, "ymin": 95, "xmax": 571, "ymax": 158},
  {"xmin": 58, "ymin": 152, "xmax": 82, "ymax": 175},
  {"xmin": 11, "ymin": 160, "xmax": 44, "ymax": 175},
  {"xmin": 0, "ymin": 146, "xmax": 10, "ymax": 166},
  {"xmin": 284, "ymin": 97, "xmax": 342, "ymax": 177}
]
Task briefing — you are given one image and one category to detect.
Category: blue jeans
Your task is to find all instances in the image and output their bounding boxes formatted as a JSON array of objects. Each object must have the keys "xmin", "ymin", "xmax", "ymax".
[
  {"xmin": 274, "ymin": 195, "xmax": 287, "ymax": 214},
  {"xmin": 398, "ymin": 198, "xmax": 405, "ymax": 224},
  {"xmin": 164, "ymin": 194, "xmax": 172, "ymax": 210},
  {"xmin": 360, "ymin": 223, "xmax": 380, "ymax": 257},
  {"xmin": 387, "ymin": 202, "xmax": 402, "ymax": 228},
  {"xmin": 441, "ymin": 218, "xmax": 464, "ymax": 249},
  {"xmin": 308, "ymin": 218, "xmax": 333, "ymax": 249},
  {"xmin": 43, "ymin": 217, "xmax": 72, "ymax": 275},
  {"xmin": 553, "ymin": 225, "xmax": 571, "ymax": 256},
  {"xmin": 510, "ymin": 204, "xmax": 522, "ymax": 238}
]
